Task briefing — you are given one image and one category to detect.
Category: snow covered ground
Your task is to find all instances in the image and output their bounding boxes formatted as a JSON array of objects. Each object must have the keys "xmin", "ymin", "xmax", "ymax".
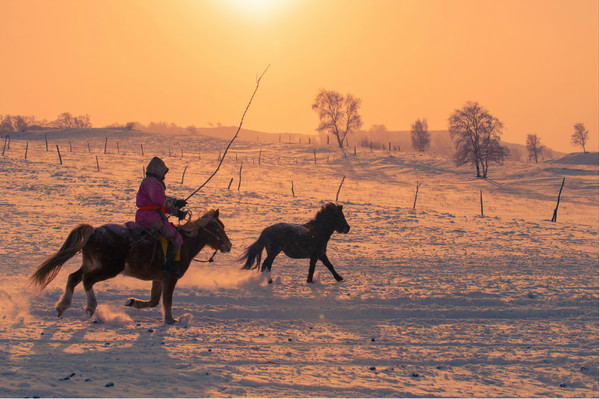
[{"xmin": 1, "ymin": 128, "xmax": 598, "ymax": 397}]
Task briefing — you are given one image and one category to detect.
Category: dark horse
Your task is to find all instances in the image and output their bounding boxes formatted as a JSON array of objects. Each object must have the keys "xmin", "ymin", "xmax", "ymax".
[
  {"xmin": 30, "ymin": 209, "xmax": 231, "ymax": 324},
  {"xmin": 239, "ymin": 202, "xmax": 350, "ymax": 283}
]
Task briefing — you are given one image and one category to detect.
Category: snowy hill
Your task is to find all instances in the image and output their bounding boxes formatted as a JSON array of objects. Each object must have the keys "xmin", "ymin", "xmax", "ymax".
[{"xmin": 0, "ymin": 128, "xmax": 597, "ymax": 397}]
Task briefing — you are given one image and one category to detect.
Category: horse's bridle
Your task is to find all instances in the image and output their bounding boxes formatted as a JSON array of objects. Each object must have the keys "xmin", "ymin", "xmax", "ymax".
[{"xmin": 192, "ymin": 219, "xmax": 228, "ymax": 263}]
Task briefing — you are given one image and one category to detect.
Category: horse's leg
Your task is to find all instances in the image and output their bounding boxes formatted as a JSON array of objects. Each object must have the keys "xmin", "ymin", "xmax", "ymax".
[
  {"xmin": 160, "ymin": 273, "xmax": 179, "ymax": 324},
  {"xmin": 125, "ymin": 281, "xmax": 162, "ymax": 309},
  {"xmin": 261, "ymin": 250, "xmax": 279, "ymax": 284},
  {"xmin": 81, "ymin": 268, "xmax": 121, "ymax": 317},
  {"xmin": 307, "ymin": 257, "xmax": 318, "ymax": 283},
  {"xmin": 320, "ymin": 254, "xmax": 343, "ymax": 281},
  {"xmin": 56, "ymin": 267, "xmax": 83, "ymax": 317}
]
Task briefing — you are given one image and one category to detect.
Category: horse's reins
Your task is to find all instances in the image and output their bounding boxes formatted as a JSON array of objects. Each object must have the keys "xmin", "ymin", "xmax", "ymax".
[{"xmin": 190, "ymin": 222, "xmax": 223, "ymax": 264}]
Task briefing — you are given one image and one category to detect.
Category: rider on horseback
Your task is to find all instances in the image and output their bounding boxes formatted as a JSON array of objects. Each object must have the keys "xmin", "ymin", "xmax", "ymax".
[{"xmin": 136, "ymin": 157, "xmax": 187, "ymax": 275}]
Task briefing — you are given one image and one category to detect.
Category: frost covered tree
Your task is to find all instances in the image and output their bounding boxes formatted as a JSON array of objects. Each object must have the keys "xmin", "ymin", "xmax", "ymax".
[
  {"xmin": 54, "ymin": 112, "xmax": 91, "ymax": 128},
  {"xmin": 448, "ymin": 101, "xmax": 508, "ymax": 178},
  {"xmin": 411, "ymin": 118, "xmax": 430, "ymax": 152},
  {"xmin": 312, "ymin": 89, "xmax": 362, "ymax": 148},
  {"xmin": 571, "ymin": 123, "xmax": 589, "ymax": 153},
  {"xmin": 526, "ymin": 134, "xmax": 545, "ymax": 163},
  {"xmin": 0, "ymin": 114, "xmax": 34, "ymax": 131}
]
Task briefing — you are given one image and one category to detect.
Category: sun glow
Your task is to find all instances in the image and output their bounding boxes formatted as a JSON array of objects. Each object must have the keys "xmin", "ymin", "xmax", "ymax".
[{"xmin": 223, "ymin": 0, "xmax": 290, "ymax": 18}]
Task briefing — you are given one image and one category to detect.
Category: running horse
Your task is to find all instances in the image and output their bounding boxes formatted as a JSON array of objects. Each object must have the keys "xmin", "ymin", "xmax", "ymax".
[
  {"xmin": 239, "ymin": 202, "xmax": 350, "ymax": 283},
  {"xmin": 30, "ymin": 209, "xmax": 231, "ymax": 324}
]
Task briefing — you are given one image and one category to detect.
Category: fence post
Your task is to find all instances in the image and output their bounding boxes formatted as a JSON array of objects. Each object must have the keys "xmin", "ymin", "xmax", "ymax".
[
  {"xmin": 56, "ymin": 145, "xmax": 62, "ymax": 165},
  {"xmin": 180, "ymin": 165, "xmax": 188, "ymax": 184},
  {"xmin": 335, "ymin": 176, "xmax": 346, "ymax": 202},
  {"xmin": 480, "ymin": 190, "xmax": 484, "ymax": 217},
  {"xmin": 237, "ymin": 163, "xmax": 243, "ymax": 191},
  {"xmin": 551, "ymin": 177, "xmax": 566, "ymax": 222}
]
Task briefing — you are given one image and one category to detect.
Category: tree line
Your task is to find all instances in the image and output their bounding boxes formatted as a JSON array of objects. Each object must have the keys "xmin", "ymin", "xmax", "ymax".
[
  {"xmin": 312, "ymin": 89, "xmax": 591, "ymax": 178},
  {"xmin": 0, "ymin": 112, "xmax": 92, "ymax": 132}
]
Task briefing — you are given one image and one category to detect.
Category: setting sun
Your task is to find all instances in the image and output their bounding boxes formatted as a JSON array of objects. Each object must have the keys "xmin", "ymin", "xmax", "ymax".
[{"xmin": 222, "ymin": 0, "xmax": 292, "ymax": 18}]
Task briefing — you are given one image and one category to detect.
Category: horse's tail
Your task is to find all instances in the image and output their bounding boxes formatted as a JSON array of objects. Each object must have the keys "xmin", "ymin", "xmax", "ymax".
[
  {"xmin": 238, "ymin": 233, "xmax": 266, "ymax": 270},
  {"xmin": 30, "ymin": 224, "xmax": 95, "ymax": 290}
]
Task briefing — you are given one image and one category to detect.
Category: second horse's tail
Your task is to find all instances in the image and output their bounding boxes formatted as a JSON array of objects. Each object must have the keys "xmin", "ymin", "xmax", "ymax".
[
  {"xmin": 238, "ymin": 234, "xmax": 266, "ymax": 270},
  {"xmin": 29, "ymin": 224, "xmax": 95, "ymax": 289}
]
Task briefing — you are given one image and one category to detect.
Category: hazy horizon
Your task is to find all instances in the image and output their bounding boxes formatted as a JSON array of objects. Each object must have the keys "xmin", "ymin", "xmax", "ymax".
[{"xmin": 1, "ymin": 0, "xmax": 598, "ymax": 151}]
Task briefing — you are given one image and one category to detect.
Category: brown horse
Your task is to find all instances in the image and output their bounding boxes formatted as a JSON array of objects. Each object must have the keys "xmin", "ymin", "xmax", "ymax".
[{"xmin": 30, "ymin": 209, "xmax": 231, "ymax": 324}]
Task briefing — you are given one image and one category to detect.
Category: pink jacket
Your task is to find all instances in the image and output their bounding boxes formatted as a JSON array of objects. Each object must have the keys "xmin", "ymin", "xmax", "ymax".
[{"xmin": 135, "ymin": 176, "xmax": 183, "ymax": 248}]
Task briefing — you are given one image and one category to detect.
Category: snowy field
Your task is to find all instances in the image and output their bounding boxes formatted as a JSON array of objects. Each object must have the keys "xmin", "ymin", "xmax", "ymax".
[{"xmin": 0, "ymin": 128, "xmax": 598, "ymax": 397}]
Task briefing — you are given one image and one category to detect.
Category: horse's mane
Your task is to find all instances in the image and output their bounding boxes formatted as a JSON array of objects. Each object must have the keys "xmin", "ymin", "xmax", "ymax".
[
  {"xmin": 304, "ymin": 202, "xmax": 339, "ymax": 230},
  {"xmin": 177, "ymin": 209, "xmax": 215, "ymax": 236}
]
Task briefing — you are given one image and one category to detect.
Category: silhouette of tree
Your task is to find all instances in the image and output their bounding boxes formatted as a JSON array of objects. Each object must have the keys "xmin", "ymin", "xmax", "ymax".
[
  {"xmin": 0, "ymin": 115, "xmax": 34, "ymax": 131},
  {"xmin": 448, "ymin": 101, "xmax": 508, "ymax": 178},
  {"xmin": 312, "ymin": 89, "xmax": 362, "ymax": 148},
  {"xmin": 411, "ymin": 118, "xmax": 430, "ymax": 152},
  {"xmin": 526, "ymin": 134, "xmax": 545, "ymax": 163},
  {"xmin": 571, "ymin": 123, "xmax": 589, "ymax": 153}
]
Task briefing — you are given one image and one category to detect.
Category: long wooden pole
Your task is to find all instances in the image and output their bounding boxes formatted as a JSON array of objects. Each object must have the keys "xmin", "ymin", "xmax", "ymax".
[{"xmin": 185, "ymin": 65, "xmax": 269, "ymax": 202}]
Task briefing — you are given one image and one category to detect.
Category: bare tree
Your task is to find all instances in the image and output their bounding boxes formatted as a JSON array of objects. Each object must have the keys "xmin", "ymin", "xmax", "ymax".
[
  {"xmin": 448, "ymin": 101, "xmax": 508, "ymax": 178},
  {"xmin": 411, "ymin": 118, "xmax": 430, "ymax": 152},
  {"xmin": 312, "ymin": 89, "xmax": 362, "ymax": 148},
  {"xmin": 526, "ymin": 134, "xmax": 545, "ymax": 163},
  {"xmin": 571, "ymin": 123, "xmax": 589, "ymax": 153},
  {"xmin": 0, "ymin": 115, "xmax": 34, "ymax": 131},
  {"xmin": 55, "ymin": 112, "xmax": 75, "ymax": 128},
  {"xmin": 74, "ymin": 114, "xmax": 91, "ymax": 128}
]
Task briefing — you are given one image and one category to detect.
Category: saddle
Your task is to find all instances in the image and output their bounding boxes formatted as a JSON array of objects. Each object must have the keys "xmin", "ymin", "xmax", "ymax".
[
  {"xmin": 125, "ymin": 221, "xmax": 158, "ymax": 246},
  {"xmin": 125, "ymin": 222, "xmax": 180, "ymax": 266}
]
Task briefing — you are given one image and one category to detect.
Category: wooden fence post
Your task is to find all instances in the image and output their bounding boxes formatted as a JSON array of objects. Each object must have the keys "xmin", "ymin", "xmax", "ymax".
[
  {"xmin": 291, "ymin": 180, "xmax": 295, "ymax": 197},
  {"xmin": 237, "ymin": 163, "xmax": 243, "ymax": 191},
  {"xmin": 45, "ymin": 134, "xmax": 48, "ymax": 151},
  {"xmin": 96, "ymin": 155, "xmax": 100, "ymax": 171},
  {"xmin": 140, "ymin": 144, "xmax": 144, "ymax": 156},
  {"xmin": 56, "ymin": 145, "xmax": 62, "ymax": 165},
  {"xmin": 227, "ymin": 177, "xmax": 233, "ymax": 190},
  {"xmin": 2, "ymin": 136, "xmax": 7, "ymax": 156},
  {"xmin": 104, "ymin": 137, "xmax": 107, "ymax": 154},
  {"xmin": 413, "ymin": 181, "xmax": 422, "ymax": 209},
  {"xmin": 24, "ymin": 141, "xmax": 28, "ymax": 160},
  {"xmin": 551, "ymin": 177, "xmax": 565, "ymax": 222},
  {"xmin": 480, "ymin": 190, "xmax": 484, "ymax": 217},
  {"xmin": 180, "ymin": 165, "xmax": 188, "ymax": 184},
  {"xmin": 335, "ymin": 176, "xmax": 346, "ymax": 202}
]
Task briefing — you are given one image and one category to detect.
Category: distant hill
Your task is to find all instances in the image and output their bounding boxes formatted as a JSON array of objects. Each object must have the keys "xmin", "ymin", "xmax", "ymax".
[{"xmin": 130, "ymin": 123, "xmax": 565, "ymax": 162}]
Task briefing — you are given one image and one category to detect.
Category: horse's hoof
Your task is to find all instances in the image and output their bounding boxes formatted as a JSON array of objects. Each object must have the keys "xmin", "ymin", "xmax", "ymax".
[
  {"xmin": 268, "ymin": 279, "xmax": 273, "ymax": 284},
  {"xmin": 86, "ymin": 308, "xmax": 95, "ymax": 318},
  {"xmin": 336, "ymin": 276, "xmax": 344, "ymax": 282},
  {"xmin": 56, "ymin": 309, "xmax": 64, "ymax": 317},
  {"xmin": 164, "ymin": 318, "xmax": 177, "ymax": 325},
  {"xmin": 307, "ymin": 279, "xmax": 313, "ymax": 284},
  {"xmin": 125, "ymin": 298, "xmax": 134, "ymax": 307}
]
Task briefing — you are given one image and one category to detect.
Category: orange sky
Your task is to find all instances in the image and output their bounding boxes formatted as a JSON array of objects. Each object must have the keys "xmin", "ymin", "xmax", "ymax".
[{"xmin": 0, "ymin": 0, "xmax": 598, "ymax": 151}]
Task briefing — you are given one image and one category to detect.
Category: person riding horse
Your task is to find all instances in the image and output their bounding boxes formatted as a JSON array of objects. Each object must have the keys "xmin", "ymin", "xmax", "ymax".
[{"xmin": 136, "ymin": 157, "xmax": 187, "ymax": 274}]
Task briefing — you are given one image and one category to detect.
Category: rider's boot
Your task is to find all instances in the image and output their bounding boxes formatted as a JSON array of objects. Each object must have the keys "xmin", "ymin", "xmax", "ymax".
[{"xmin": 162, "ymin": 241, "xmax": 181, "ymax": 275}]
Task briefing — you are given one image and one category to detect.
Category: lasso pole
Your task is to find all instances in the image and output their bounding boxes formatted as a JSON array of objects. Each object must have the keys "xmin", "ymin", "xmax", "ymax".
[{"xmin": 185, "ymin": 65, "xmax": 270, "ymax": 202}]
